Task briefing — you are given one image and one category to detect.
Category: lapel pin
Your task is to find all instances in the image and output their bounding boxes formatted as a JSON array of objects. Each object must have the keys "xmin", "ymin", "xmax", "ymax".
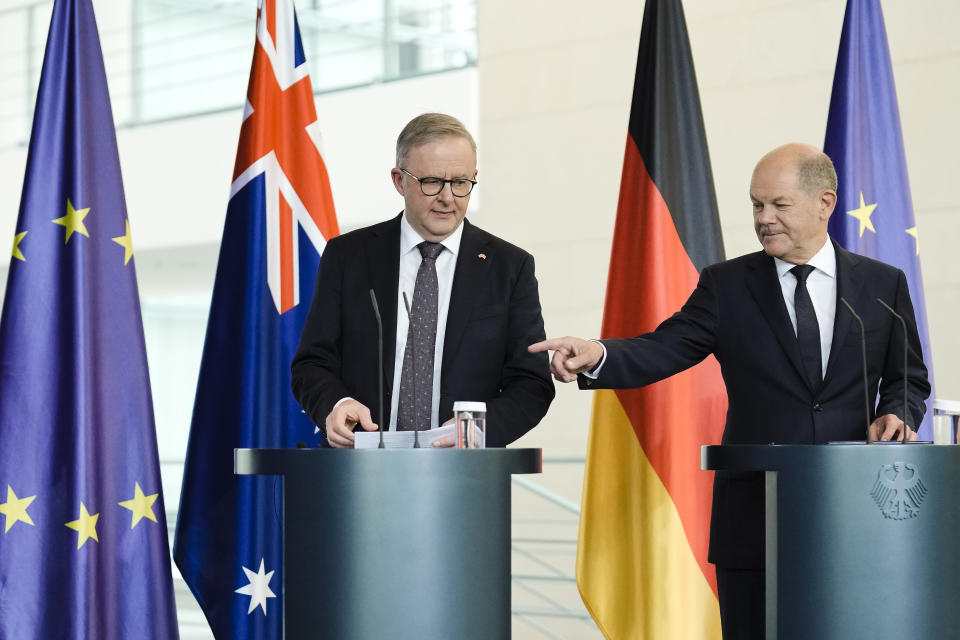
[{"xmin": 478, "ymin": 253, "xmax": 486, "ymax": 260}]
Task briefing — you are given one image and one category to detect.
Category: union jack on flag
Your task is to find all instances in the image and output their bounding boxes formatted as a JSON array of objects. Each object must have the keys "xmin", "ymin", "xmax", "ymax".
[
  {"xmin": 174, "ymin": 0, "xmax": 339, "ymax": 637},
  {"xmin": 233, "ymin": 0, "xmax": 339, "ymax": 313}
]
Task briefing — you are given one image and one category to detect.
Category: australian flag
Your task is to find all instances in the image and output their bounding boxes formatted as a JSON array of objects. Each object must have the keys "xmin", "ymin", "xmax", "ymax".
[
  {"xmin": 0, "ymin": 0, "xmax": 179, "ymax": 637},
  {"xmin": 824, "ymin": 0, "xmax": 935, "ymax": 438},
  {"xmin": 173, "ymin": 0, "xmax": 339, "ymax": 637}
]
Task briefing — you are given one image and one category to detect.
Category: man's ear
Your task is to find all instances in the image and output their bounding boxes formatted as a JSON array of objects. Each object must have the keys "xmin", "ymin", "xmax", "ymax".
[
  {"xmin": 390, "ymin": 168, "xmax": 405, "ymax": 196},
  {"xmin": 820, "ymin": 188, "xmax": 837, "ymax": 220}
]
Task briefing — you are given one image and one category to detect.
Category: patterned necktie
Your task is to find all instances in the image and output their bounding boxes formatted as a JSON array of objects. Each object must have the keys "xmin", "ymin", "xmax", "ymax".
[
  {"xmin": 791, "ymin": 264, "xmax": 822, "ymax": 389},
  {"xmin": 397, "ymin": 241, "xmax": 444, "ymax": 430}
]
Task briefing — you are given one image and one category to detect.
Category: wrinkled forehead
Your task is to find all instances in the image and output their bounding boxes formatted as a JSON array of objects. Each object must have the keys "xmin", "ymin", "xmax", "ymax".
[
  {"xmin": 750, "ymin": 160, "xmax": 800, "ymax": 201},
  {"xmin": 405, "ymin": 137, "xmax": 477, "ymax": 175}
]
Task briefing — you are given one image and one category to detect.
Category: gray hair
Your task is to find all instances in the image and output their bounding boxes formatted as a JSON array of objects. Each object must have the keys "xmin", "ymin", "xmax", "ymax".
[
  {"xmin": 797, "ymin": 151, "xmax": 838, "ymax": 194},
  {"xmin": 396, "ymin": 113, "xmax": 477, "ymax": 168}
]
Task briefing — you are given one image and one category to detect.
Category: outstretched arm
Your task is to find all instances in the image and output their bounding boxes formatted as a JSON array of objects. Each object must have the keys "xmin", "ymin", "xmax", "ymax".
[{"xmin": 528, "ymin": 337, "xmax": 604, "ymax": 383}]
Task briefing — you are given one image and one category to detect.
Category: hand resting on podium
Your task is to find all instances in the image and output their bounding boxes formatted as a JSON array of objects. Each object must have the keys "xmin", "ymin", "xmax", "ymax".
[
  {"xmin": 325, "ymin": 400, "xmax": 458, "ymax": 448},
  {"xmin": 869, "ymin": 413, "xmax": 918, "ymax": 442},
  {"xmin": 325, "ymin": 399, "xmax": 378, "ymax": 448},
  {"xmin": 429, "ymin": 417, "xmax": 457, "ymax": 448}
]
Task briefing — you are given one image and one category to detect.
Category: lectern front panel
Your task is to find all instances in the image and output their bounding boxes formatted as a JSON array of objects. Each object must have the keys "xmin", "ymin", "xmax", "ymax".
[
  {"xmin": 704, "ymin": 444, "xmax": 960, "ymax": 640},
  {"xmin": 236, "ymin": 447, "xmax": 541, "ymax": 640}
]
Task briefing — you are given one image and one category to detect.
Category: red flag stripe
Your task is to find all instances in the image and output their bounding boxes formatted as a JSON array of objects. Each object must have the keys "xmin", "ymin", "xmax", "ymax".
[{"xmin": 602, "ymin": 139, "xmax": 726, "ymax": 595}]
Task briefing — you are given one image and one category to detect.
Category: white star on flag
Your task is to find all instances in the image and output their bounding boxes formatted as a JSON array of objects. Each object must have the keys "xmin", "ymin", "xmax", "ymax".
[{"xmin": 234, "ymin": 558, "xmax": 277, "ymax": 615}]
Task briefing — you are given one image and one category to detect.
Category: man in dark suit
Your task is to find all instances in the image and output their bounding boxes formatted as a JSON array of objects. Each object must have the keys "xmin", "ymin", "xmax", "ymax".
[
  {"xmin": 292, "ymin": 113, "xmax": 554, "ymax": 448},
  {"xmin": 529, "ymin": 143, "xmax": 930, "ymax": 638}
]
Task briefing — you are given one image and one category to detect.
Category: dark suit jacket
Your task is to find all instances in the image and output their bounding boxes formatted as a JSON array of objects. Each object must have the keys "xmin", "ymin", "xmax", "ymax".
[
  {"xmin": 291, "ymin": 214, "xmax": 554, "ymax": 447},
  {"xmin": 582, "ymin": 241, "xmax": 930, "ymax": 568}
]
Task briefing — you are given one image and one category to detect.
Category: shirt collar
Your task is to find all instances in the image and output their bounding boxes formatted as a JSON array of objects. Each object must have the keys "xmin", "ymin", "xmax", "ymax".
[
  {"xmin": 774, "ymin": 237, "xmax": 836, "ymax": 280},
  {"xmin": 399, "ymin": 213, "xmax": 464, "ymax": 258}
]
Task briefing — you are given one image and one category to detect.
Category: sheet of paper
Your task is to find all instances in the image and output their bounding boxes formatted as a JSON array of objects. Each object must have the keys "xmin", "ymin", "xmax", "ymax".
[{"xmin": 353, "ymin": 423, "xmax": 481, "ymax": 449}]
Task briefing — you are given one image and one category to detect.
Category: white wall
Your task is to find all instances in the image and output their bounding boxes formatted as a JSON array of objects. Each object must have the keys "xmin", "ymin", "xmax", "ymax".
[
  {"xmin": 3, "ymin": 2, "xmax": 954, "ymax": 637},
  {"xmin": 0, "ymin": 67, "xmax": 477, "ymax": 255}
]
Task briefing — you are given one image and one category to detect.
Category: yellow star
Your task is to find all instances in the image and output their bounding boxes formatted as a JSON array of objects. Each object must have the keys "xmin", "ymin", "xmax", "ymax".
[
  {"xmin": 0, "ymin": 486, "xmax": 36, "ymax": 533},
  {"xmin": 118, "ymin": 482, "xmax": 158, "ymax": 528},
  {"xmin": 52, "ymin": 199, "xmax": 90, "ymax": 244},
  {"xmin": 111, "ymin": 220, "xmax": 134, "ymax": 265},
  {"xmin": 906, "ymin": 227, "xmax": 920, "ymax": 256},
  {"xmin": 65, "ymin": 502, "xmax": 100, "ymax": 549},
  {"xmin": 11, "ymin": 231, "xmax": 27, "ymax": 261},
  {"xmin": 846, "ymin": 192, "xmax": 877, "ymax": 238}
]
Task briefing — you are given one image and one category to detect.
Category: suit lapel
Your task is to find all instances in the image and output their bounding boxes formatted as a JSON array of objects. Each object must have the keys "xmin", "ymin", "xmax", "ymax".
[
  {"xmin": 823, "ymin": 242, "xmax": 865, "ymax": 386},
  {"xmin": 744, "ymin": 252, "xmax": 813, "ymax": 392},
  {"xmin": 365, "ymin": 214, "xmax": 402, "ymax": 393},
  {"xmin": 442, "ymin": 220, "xmax": 490, "ymax": 381}
]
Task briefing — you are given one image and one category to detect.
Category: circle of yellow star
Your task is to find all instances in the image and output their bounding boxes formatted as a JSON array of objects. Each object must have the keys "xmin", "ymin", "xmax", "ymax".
[
  {"xmin": 118, "ymin": 482, "xmax": 159, "ymax": 528},
  {"xmin": 0, "ymin": 485, "xmax": 36, "ymax": 533},
  {"xmin": 112, "ymin": 219, "xmax": 134, "ymax": 265},
  {"xmin": 11, "ymin": 231, "xmax": 28, "ymax": 262},
  {"xmin": 52, "ymin": 199, "xmax": 91, "ymax": 244},
  {"xmin": 65, "ymin": 502, "xmax": 100, "ymax": 549},
  {"xmin": 846, "ymin": 192, "xmax": 877, "ymax": 238}
]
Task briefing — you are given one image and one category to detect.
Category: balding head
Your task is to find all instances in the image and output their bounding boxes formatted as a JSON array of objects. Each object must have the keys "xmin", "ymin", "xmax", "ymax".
[
  {"xmin": 758, "ymin": 143, "xmax": 838, "ymax": 194},
  {"xmin": 750, "ymin": 143, "xmax": 838, "ymax": 264}
]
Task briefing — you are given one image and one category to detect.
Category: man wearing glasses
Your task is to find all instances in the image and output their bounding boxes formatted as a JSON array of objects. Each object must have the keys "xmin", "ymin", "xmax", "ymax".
[{"xmin": 292, "ymin": 113, "xmax": 554, "ymax": 448}]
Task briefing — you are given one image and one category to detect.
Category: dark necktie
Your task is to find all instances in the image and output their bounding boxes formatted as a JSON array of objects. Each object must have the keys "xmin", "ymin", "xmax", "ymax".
[
  {"xmin": 791, "ymin": 264, "xmax": 822, "ymax": 389},
  {"xmin": 397, "ymin": 241, "xmax": 444, "ymax": 430}
]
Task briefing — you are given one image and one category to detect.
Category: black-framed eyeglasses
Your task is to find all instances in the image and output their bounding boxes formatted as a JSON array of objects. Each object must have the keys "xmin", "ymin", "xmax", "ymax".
[{"xmin": 400, "ymin": 168, "xmax": 477, "ymax": 197}]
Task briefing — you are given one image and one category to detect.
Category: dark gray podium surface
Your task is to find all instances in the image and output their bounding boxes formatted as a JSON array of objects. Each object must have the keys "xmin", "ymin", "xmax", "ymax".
[
  {"xmin": 235, "ymin": 447, "xmax": 541, "ymax": 640},
  {"xmin": 703, "ymin": 444, "xmax": 960, "ymax": 640}
]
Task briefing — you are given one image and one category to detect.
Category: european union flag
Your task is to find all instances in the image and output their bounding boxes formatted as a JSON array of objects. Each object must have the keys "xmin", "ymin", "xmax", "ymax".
[
  {"xmin": 173, "ymin": 0, "xmax": 339, "ymax": 637},
  {"xmin": 824, "ymin": 0, "xmax": 935, "ymax": 438},
  {"xmin": 0, "ymin": 0, "xmax": 179, "ymax": 637}
]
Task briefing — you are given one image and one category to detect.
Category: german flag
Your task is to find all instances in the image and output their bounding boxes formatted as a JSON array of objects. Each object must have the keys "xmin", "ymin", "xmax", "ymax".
[{"xmin": 575, "ymin": 1, "xmax": 727, "ymax": 637}]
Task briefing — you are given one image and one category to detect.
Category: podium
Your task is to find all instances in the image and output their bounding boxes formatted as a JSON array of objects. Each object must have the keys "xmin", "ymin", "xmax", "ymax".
[
  {"xmin": 703, "ymin": 444, "xmax": 960, "ymax": 639},
  {"xmin": 235, "ymin": 447, "xmax": 541, "ymax": 640}
]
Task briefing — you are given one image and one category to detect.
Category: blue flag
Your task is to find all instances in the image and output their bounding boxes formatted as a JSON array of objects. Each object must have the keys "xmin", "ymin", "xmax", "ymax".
[
  {"xmin": 173, "ymin": 0, "xmax": 339, "ymax": 637},
  {"xmin": 0, "ymin": 0, "xmax": 179, "ymax": 637},
  {"xmin": 824, "ymin": 0, "xmax": 934, "ymax": 438}
]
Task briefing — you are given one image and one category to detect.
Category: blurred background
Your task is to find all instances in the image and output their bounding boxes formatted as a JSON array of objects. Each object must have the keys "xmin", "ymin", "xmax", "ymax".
[{"xmin": 0, "ymin": 0, "xmax": 956, "ymax": 637}]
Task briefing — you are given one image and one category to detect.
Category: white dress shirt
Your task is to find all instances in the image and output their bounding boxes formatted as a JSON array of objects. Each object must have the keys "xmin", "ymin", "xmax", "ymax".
[
  {"xmin": 388, "ymin": 214, "xmax": 463, "ymax": 430},
  {"xmin": 774, "ymin": 239, "xmax": 836, "ymax": 378},
  {"xmin": 586, "ymin": 239, "xmax": 838, "ymax": 380}
]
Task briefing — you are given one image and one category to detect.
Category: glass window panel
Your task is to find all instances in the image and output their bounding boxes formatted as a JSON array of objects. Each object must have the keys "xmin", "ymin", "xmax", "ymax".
[{"xmin": 0, "ymin": 0, "xmax": 476, "ymax": 149}]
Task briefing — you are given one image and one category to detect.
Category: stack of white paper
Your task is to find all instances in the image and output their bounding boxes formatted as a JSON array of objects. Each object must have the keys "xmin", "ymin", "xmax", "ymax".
[{"xmin": 353, "ymin": 423, "xmax": 483, "ymax": 449}]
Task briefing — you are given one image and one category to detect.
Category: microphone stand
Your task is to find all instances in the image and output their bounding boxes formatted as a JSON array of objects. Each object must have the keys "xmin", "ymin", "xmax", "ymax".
[
  {"xmin": 840, "ymin": 298, "xmax": 871, "ymax": 443},
  {"xmin": 876, "ymin": 298, "xmax": 910, "ymax": 444},
  {"xmin": 369, "ymin": 290, "xmax": 385, "ymax": 449},
  {"xmin": 402, "ymin": 292, "xmax": 421, "ymax": 448}
]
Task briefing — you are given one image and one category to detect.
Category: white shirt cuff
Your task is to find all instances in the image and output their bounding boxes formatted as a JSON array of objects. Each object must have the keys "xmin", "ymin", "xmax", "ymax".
[
  {"xmin": 581, "ymin": 340, "xmax": 607, "ymax": 379},
  {"xmin": 332, "ymin": 397, "xmax": 354, "ymax": 410}
]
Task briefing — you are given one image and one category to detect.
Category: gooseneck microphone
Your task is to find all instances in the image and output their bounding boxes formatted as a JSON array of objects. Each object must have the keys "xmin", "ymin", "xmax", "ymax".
[
  {"xmin": 402, "ymin": 292, "xmax": 421, "ymax": 448},
  {"xmin": 369, "ymin": 289, "xmax": 385, "ymax": 449},
  {"xmin": 840, "ymin": 297, "xmax": 871, "ymax": 443},
  {"xmin": 876, "ymin": 297, "xmax": 909, "ymax": 444}
]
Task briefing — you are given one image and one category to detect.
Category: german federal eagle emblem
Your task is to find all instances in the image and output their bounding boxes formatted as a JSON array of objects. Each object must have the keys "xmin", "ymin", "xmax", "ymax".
[{"xmin": 870, "ymin": 462, "xmax": 927, "ymax": 520}]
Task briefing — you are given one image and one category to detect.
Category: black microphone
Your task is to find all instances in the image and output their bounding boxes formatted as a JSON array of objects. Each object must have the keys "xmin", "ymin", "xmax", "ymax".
[
  {"xmin": 402, "ymin": 291, "xmax": 421, "ymax": 448},
  {"xmin": 369, "ymin": 289, "xmax": 385, "ymax": 449},
  {"xmin": 876, "ymin": 297, "xmax": 910, "ymax": 444},
  {"xmin": 840, "ymin": 297, "xmax": 871, "ymax": 443}
]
